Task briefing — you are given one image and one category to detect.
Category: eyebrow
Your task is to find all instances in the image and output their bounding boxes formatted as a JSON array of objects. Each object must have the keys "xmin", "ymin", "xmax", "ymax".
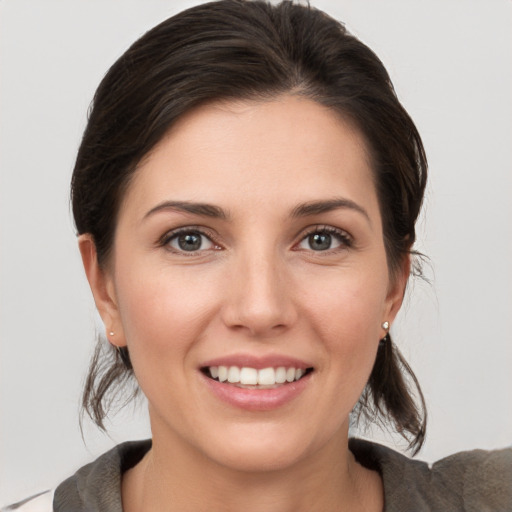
[
  {"xmin": 143, "ymin": 201, "xmax": 229, "ymax": 220},
  {"xmin": 143, "ymin": 197, "xmax": 370, "ymax": 224},
  {"xmin": 291, "ymin": 198, "xmax": 370, "ymax": 223}
]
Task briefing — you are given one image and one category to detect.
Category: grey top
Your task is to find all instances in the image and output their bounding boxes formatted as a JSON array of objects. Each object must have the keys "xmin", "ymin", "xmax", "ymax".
[{"xmin": 7, "ymin": 439, "xmax": 512, "ymax": 511}]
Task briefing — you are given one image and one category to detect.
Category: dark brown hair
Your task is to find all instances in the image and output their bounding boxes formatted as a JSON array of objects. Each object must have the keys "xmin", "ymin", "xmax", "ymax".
[{"xmin": 73, "ymin": 0, "xmax": 427, "ymax": 453}]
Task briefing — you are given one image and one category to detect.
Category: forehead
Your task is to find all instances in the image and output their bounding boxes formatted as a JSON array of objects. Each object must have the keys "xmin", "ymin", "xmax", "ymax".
[{"xmin": 120, "ymin": 95, "xmax": 378, "ymax": 220}]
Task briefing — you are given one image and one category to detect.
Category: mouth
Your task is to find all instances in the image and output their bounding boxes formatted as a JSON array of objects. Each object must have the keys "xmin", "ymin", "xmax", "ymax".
[{"xmin": 201, "ymin": 365, "xmax": 314, "ymax": 389}]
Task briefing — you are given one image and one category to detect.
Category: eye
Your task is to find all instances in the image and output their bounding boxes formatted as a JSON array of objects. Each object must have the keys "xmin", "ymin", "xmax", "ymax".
[
  {"xmin": 297, "ymin": 227, "xmax": 352, "ymax": 252},
  {"xmin": 163, "ymin": 229, "xmax": 217, "ymax": 253}
]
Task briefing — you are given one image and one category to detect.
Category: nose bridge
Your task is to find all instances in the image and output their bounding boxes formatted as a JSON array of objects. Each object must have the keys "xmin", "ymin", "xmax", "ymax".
[{"xmin": 223, "ymin": 242, "xmax": 295, "ymax": 336}]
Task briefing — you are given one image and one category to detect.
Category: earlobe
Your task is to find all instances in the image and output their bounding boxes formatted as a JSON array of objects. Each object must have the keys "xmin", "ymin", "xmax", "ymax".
[{"xmin": 78, "ymin": 234, "xmax": 126, "ymax": 347}]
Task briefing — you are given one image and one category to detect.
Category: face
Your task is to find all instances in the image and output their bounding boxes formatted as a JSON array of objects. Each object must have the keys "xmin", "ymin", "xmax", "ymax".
[{"xmin": 82, "ymin": 95, "xmax": 407, "ymax": 472}]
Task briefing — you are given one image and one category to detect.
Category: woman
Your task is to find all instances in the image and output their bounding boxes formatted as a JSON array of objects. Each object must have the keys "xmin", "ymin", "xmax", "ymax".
[{"xmin": 2, "ymin": 1, "xmax": 511, "ymax": 511}]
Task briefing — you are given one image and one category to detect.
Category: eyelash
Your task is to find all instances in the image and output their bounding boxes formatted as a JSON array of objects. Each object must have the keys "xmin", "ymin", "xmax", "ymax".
[
  {"xmin": 295, "ymin": 225, "xmax": 353, "ymax": 252},
  {"xmin": 158, "ymin": 226, "xmax": 222, "ymax": 255},
  {"xmin": 158, "ymin": 225, "xmax": 353, "ymax": 254}
]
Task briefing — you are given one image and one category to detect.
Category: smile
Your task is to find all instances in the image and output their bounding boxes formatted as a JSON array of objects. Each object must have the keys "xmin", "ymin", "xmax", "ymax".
[{"xmin": 203, "ymin": 366, "xmax": 314, "ymax": 387}]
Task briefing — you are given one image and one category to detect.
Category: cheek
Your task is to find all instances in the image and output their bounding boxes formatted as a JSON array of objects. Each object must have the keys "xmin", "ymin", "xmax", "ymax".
[
  {"xmin": 114, "ymin": 260, "xmax": 223, "ymax": 365},
  {"xmin": 298, "ymin": 264, "xmax": 388, "ymax": 396},
  {"xmin": 301, "ymin": 265, "xmax": 388, "ymax": 342}
]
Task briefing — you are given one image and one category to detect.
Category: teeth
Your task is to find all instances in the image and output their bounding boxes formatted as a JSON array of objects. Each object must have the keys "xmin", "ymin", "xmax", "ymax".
[
  {"xmin": 207, "ymin": 365, "xmax": 309, "ymax": 385},
  {"xmin": 258, "ymin": 367, "xmax": 276, "ymax": 386},
  {"xmin": 240, "ymin": 367, "xmax": 258, "ymax": 385},
  {"xmin": 275, "ymin": 367, "xmax": 287, "ymax": 384},
  {"xmin": 218, "ymin": 366, "xmax": 228, "ymax": 382},
  {"xmin": 227, "ymin": 366, "xmax": 240, "ymax": 383}
]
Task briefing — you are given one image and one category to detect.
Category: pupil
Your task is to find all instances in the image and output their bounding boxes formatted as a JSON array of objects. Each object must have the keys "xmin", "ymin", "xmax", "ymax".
[
  {"xmin": 309, "ymin": 233, "xmax": 331, "ymax": 250},
  {"xmin": 178, "ymin": 233, "xmax": 201, "ymax": 251}
]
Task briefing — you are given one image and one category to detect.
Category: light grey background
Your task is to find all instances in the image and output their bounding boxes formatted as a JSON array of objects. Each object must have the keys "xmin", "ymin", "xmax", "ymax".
[{"xmin": 1, "ymin": 0, "xmax": 511, "ymax": 505}]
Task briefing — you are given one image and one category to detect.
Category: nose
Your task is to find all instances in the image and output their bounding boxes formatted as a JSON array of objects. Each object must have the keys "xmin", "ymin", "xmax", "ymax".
[{"xmin": 221, "ymin": 249, "xmax": 297, "ymax": 338}]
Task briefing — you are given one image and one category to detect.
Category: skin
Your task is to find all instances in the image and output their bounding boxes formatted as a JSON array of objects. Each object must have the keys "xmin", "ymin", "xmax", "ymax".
[{"xmin": 80, "ymin": 95, "xmax": 409, "ymax": 512}]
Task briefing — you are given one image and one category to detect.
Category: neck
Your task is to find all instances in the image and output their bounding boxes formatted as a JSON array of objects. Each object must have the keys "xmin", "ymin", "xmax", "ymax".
[{"xmin": 122, "ymin": 427, "xmax": 383, "ymax": 512}]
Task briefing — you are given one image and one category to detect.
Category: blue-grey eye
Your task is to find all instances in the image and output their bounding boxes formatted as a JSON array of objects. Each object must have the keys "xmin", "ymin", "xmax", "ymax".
[
  {"xmin": 298, "ymin": 229, "xmax": 349, "ymax": 251},
  {"xmin": 168, "ymin": 231, "xmax": 214, "ymax": 252},
  {"xmin": 307, "ymin": 233, "xmax": 333, "ymax": 251}
]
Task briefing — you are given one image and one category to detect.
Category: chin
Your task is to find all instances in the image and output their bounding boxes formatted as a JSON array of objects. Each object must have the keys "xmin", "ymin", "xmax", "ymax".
[
  {"xmin": 212, "ymin": 443, "xmax": 308, "ymax": 474},
  {"xmin": 198, "ymin": 423, "xmax": 333, "ymax": 474}
]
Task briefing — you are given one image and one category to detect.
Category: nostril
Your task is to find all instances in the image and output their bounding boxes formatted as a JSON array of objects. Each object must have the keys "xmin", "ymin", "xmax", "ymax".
[{"xmin": 220, "ymin": 269, "xmax": 297, "ymax": 335}]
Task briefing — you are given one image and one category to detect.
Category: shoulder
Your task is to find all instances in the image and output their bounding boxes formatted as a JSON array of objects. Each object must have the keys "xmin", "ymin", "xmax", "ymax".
[
  {"xmin": 2, "ymin": 440, "xmax": 151, "ymax": 512},
  {"xmin": 53, "ymin": 439, "xmax": 151, "ymax": 512},
  {"xmin": 350, "ymin": 438, "xmax": 512, "ymax": 512},
  {"xmin": 1, "ymin": 491, "xmax": 54, "ymax": 512}
]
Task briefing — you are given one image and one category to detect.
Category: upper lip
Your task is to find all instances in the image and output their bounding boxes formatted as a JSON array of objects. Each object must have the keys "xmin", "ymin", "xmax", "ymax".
[{"xmin": 200, "ymin": 354, "xmax": 313, "ymax": 370}]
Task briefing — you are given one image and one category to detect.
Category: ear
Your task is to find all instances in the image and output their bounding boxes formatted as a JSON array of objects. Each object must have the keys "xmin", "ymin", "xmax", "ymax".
[
  {"xmin": 78, "ymin": 234, "xmax": 126, "ymax": 347},
  {"xmin": 382, "ymin": 253, "xmax": 411, "ymax": 334}
]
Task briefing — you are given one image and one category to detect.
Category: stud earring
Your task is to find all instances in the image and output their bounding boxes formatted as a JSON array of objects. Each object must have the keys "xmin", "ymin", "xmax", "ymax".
[
  {"xmin": 109, "ymin": 331, "xmax": 115, "ymax": 337},
  {"xmin": 379, "ymin": 321, "xmax": 390, "ymax": 349}
]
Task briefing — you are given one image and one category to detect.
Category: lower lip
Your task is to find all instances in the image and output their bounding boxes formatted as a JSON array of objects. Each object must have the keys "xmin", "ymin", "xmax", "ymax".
[{"xmin": 200, "ymin": 372, "xmax": 312, "ymax": 411}]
